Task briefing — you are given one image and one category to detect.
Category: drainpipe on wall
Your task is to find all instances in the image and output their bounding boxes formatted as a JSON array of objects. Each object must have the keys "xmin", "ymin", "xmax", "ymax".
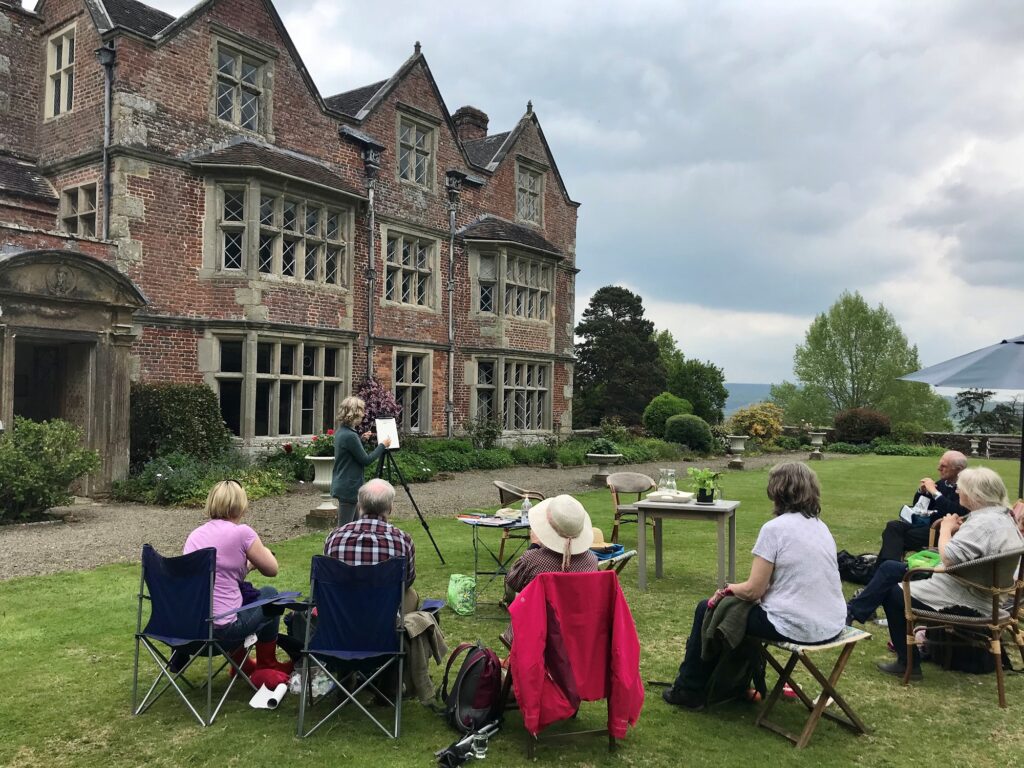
[
  {"xmin": 362, "ymin": 148, "xmax": 382, "ymax": 380},
  {"xmin": 96, "ymin": 41, "xmax": 117, "ymax": 240},
  {"xmin": 444, "ymin": 172, "xmax": 464, "ymax": 439}
]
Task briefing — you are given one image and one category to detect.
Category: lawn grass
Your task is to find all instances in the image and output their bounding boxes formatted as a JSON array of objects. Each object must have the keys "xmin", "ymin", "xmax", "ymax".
[{"xmin": 1, "ymin": 455, "xmax": 1022, "ymax": 767}]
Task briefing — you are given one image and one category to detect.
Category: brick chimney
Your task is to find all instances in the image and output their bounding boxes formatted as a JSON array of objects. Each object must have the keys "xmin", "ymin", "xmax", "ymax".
[{"xmin": 453, "ymin": 106, "xmax": 489, "ymax": 141}]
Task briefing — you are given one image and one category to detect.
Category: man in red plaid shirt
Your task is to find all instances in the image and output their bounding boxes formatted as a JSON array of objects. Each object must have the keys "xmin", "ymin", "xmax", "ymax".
[{"xmin": 324, "ymin": 478, "xmax": 417, "ymax": 608}]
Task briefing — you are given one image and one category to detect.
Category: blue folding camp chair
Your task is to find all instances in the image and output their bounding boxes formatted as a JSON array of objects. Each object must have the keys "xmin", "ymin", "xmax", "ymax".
[
  {"xmin": 296, "ymin": 556, "xmax": 407, "ymax": 738},
  {"xmin": 131, "ymin": 544, "xmax": 294, "ymax": 726}
]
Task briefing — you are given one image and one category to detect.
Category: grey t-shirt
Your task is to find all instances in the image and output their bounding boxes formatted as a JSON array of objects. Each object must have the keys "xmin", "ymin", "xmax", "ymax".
[
  {"xmin": 911, "ymin": 506, "xmax": 1024, "ymax": 615},
  {"xmin": 752, "ymin": 512, "xmax": 847, "ymax": 643}
]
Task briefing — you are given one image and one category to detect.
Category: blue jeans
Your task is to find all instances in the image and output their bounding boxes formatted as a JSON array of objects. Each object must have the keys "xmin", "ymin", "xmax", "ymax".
[
  {"xmin": 213, "ymin": 586, "xmax": 280, "ymax": 649},
  {"xmin": 847, "ymin": 560, "xmax": 925, "ymax": 666}
]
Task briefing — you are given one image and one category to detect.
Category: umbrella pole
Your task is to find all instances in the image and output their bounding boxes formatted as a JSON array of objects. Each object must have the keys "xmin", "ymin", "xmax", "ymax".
[{"xmin": 1018, "ymin": 405, "xmax": 1024, "ymax": 501}]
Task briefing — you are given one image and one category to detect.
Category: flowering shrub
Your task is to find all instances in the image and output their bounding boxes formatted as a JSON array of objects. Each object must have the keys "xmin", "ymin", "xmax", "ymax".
[
  {"xmin": 308, "ymin": 429, "xmax": 335, "ymax": 457},
  {"xmin": 355, "ymin": 378, "xmax": 401, "ymax": 436},
  {"xmin": 728, "ymin": 403, "xmax": 784, "ymax": 443}
]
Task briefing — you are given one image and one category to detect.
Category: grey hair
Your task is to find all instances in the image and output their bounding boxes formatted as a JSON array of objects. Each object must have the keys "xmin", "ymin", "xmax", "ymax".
[
  {"xmin": 955, "ymin": 467, "xmax": 1009, "ymax": 510},
  {"xmin": 357, "ymin": 478, "xmax": 395, "ymax": 519},
  {"xmin": 944, "ymin": 451, "xmax": 968, "ymax": 472}
]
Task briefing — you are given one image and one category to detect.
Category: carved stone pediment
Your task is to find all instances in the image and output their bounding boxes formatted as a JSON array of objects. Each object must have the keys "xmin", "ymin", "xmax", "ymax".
[{"xmin": 0, "ymin": 250, "xmax": 147, "ymax": 309}]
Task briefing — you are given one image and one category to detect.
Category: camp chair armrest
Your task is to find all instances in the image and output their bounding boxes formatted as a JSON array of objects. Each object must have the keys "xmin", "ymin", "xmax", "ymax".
[{"xmin": 209, "ymin": 591, "xmax": 303, "ymax": 622}]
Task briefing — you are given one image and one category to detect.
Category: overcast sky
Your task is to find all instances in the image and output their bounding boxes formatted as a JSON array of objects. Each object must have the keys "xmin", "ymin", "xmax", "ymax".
[{"xmin": 45, "ymin": 0, "xmax": 1024, "ymax": 384}]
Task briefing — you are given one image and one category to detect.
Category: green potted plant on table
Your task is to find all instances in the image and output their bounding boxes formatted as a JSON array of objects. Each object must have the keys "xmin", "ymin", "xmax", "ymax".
[{"xmin": 687, "ymin": 467, "xmax": 721, "ymax": 504}]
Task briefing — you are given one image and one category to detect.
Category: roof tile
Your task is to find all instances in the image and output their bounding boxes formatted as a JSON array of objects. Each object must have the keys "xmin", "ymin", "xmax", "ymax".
[
  {"xmin": 324, "ymin": 80, "xmax": 388, "ymax": 117},
  {"xmin": 460, "ymin": 216, "xmax": 561, "ymax": 256},
  {"xmin": 103, "ymin": 0, "xmax": 175, "ymax": 37},
  {"xmin": 0, "ymin": 155, "xmax": 58, "ymax": 202},
  {"xmin": 463, "ymin": 132, "xmax": 510, "ymax": 168}
]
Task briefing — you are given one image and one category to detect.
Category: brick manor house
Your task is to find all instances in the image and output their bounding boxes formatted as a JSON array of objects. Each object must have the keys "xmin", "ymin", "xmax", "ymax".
[{"xmin": 0, "ymin": 0, "xmax": 580, "ymax": 492}]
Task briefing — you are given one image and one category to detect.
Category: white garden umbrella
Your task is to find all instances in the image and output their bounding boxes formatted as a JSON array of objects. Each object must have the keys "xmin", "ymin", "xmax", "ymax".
[{"xmin": 900, "ymin": 334, "xmax": 1024, "ymax": 498}]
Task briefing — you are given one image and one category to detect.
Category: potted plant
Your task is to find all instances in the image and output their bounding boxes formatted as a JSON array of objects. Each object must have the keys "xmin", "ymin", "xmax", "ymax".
[
  {"xmin": 305, "ymin": 429, "xmax": 336, "ymax": 491},
  {"xmin": 687, "ymin": 467, "xmax": 721, "ymax": 504},
  {"xmin": 586, "ymin": 437, "xmax": 624, "ymax": 486}
]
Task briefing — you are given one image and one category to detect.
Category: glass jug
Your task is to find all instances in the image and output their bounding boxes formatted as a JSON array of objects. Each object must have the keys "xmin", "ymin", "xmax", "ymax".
[{"xmin": 658, "ymin": 468, "xmax": 677, "ymax": 492}]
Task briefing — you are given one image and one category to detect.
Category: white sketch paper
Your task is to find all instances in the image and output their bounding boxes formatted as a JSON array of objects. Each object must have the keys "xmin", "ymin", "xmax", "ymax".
[{"xmin": 375, "ymin": 417, "xmax": 400, "ymax": 450}]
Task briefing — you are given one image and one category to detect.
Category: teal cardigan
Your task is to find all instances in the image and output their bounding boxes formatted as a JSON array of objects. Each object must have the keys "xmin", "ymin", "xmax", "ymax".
[{"xmin": 330, "ymin": 425, "xmax": 386, "ymax": 501}]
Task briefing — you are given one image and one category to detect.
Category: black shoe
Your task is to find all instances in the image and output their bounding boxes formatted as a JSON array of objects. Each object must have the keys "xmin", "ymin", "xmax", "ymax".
[
  {"xmin": 662, "ymin": 686, "xmax": 705, "ymax": 711},
  {"xmin": 849, "ymin": 589, "xmax": 876, "ymax": 622},
  {"xmin": 876, "ymin": 660, "xmax": 922, "ymax": 681}
]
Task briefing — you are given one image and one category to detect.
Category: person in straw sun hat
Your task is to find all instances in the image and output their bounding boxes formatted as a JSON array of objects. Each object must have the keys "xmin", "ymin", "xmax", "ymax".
[{"xmin": 503, "ymin": 495, "xmax": 599, "ymax": 605}]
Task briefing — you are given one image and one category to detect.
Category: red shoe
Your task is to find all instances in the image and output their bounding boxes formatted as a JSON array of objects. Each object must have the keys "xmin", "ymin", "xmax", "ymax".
[{"xmin": 782, "ymin": 683, "xmax": 797, "ymax": 700}]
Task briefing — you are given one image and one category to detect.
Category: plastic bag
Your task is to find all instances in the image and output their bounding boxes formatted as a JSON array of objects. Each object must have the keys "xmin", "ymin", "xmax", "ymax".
[{"xmin": 447, "ymin": 574, "xmax": 476, "ymax": 616}]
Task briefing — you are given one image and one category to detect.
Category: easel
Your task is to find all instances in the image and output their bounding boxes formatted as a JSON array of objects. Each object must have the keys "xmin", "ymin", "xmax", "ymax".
[{"xmin": 376, "ymin": 449, "xmax": 445, "ymax": 565}]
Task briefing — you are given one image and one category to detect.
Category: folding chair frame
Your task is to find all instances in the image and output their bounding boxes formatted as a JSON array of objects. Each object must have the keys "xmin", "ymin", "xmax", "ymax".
[
  {"xmin": 756, "ymin": 628, "xmax": 871, "ymax": 749},
  {"xmin": 130, "ymin": 550, "xmax": 265, "ymax": 727},
  {"xmin": 296, "ymin": 560, "xmax": 407, "ymax": 739},
  {"xmin": 597, "ymin": 550, "xmax": 638, "ymax": 576}
]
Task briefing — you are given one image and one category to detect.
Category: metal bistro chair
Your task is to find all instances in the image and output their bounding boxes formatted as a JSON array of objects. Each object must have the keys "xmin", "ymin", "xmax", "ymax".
[
  {"xmin": 296, "ymin": 556, "xmax": 407, "ymax": 738},
  {"xmin": 606, "ymin": 472, "xmax": 656, "ymax": 545},
  {"xmin": 131, "ymin": 544, "xmax": 290, "ymax": 726},
  {"xmin": 493, "ymin": 481, "xmax": 546, "ymax": 563},
  {"xmin": 901, "ymin": 545, "xmax": 1024, "ymax": 707}
]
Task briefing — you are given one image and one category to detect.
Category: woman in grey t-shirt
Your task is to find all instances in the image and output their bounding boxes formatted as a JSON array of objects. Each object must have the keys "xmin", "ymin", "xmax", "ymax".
[{"xmin": 663, "ymin": 462, "xmax": 846, "ymax": 710}]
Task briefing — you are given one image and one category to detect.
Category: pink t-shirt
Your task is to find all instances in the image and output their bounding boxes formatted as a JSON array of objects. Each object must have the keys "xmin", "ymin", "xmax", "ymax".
[{"xmin": 184, "ymin": 519, "xmax": 258, "ymax": 626}]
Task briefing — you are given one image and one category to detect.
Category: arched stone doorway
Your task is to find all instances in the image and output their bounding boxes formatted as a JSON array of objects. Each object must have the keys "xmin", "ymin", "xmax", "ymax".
[{"xmin": 0, "ymin": 250, "xmax": 146, "ymax": 494}]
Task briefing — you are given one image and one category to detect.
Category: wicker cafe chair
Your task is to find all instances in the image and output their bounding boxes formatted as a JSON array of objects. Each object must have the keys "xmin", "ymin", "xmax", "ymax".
[
  {"xmin": 901, "ymin": 546, "xmax": 1024, "ymax": 707},
  {"xmin": 606, "ymin": 472, "xmax": 656, "ymax": 544},
  {"xmin": 492, "ymin": 481, "xmax": 546, "ymax": 564}
]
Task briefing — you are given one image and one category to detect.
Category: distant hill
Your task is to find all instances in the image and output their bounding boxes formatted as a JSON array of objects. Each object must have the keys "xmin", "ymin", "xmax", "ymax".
[{"xmin": 724, "ymin": 383, "xmax": 773, "ymax": 417}]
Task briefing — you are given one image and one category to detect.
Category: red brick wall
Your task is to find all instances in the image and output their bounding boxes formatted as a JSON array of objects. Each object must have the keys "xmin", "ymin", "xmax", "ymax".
[
  {"xmin": 0, "ymin": 2, "xmax": 42, "ymax": 158},
  {"xmin": 0, "ymin": 221, "xmax": 116, "ymax": 263}
]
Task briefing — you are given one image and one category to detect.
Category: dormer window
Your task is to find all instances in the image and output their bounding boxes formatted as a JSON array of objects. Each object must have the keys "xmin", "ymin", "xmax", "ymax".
[
  {"xmin": 45, "ymin": 24, "xmax": 76, "ymax": 119},
  {"xmin": 397, "ymin": 116, "xmax": 434, "ymax": 188},
  {"xmin": 516, "ymin": 162, "xmax": 544, "ymax": 225},
  {"xmin": 215, "ymin": 44, "xmax": 267, "ymax": 132}
]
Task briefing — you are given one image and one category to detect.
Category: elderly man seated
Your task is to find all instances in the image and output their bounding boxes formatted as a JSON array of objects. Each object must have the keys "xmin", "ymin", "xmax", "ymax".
[
  {"xmin": 324, "ymin": 477, "xmax": 418, "ymax": 612},
  {"xmin": 875, "ymin": 450, "xmax": 969, "ymax": 564}
]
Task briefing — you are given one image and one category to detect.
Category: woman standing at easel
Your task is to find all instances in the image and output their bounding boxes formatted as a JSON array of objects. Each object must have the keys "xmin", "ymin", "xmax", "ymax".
[{"xmin": 331, "ymin": 395, "xmax": 391, "ymax": 526}]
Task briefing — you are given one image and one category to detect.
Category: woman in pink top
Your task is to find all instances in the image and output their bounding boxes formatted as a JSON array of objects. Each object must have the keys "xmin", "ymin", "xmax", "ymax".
[{"xmin": 183, "ymin": 480, "xmax": 289, "ymax": 673}]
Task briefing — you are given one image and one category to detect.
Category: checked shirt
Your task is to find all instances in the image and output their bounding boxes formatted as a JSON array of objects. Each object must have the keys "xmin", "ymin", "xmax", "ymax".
[{"xmin": 324, "ymin": 517, "xmax": 416, "ymax": 586}]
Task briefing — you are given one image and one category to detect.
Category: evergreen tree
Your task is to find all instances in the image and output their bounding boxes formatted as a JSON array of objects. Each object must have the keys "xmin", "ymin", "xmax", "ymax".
[{"xmin": 574, "ymin": 286, "xmax": 665, "ymax": 427}]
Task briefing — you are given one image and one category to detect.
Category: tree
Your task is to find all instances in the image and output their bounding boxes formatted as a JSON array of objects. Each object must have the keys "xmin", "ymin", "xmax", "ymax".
[
  {"xmin": 574, "ymin": 286, "xmax": 665, "ymax": 427},
  {"xmin": 956, "ymin": 389, "xmax": 1022, "ymax": 434},
  {"xmin": 790, "ymin": 291, "xmax": 951, "ymax": 430},
  {"xmin": 652, "ymin": 329, "xmax": 728, "ymax": 424},
  {"xmin": 768, "ymin": 381, "xmax": 833, "ymax": 426}
]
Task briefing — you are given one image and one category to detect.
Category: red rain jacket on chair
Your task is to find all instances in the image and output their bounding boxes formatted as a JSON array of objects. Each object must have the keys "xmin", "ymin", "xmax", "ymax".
[{"xmin": 507, "ymin": 570, "xmax": 644, "ymax": 738}]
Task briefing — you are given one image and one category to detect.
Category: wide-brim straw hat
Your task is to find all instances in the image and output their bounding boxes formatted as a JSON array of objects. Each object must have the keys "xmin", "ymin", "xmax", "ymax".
[
  {"xmin": 528, "ymin": 495, "xmax": 594, "ymax": 557},
  {"xmin": 589, "ymin": 527, "xmax": 615, "ymax": 552}
]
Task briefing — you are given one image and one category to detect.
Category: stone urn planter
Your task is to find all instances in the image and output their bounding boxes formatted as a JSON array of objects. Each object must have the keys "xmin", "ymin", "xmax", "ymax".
[
  {"xmin": 808, "ymin": 431, "xmax": 826, "ymax": 461},
  {"xmin": 726, "ymin": 434, "xmax": 748, "ymax": 469},
  {"xmin": 969, "ymin": 437, "xmax": 980, "ymax": 457},
  {"xmin": 586, "ymin": 453, "xmax": 623, "ymax": 487},
  {"xmin": 305, "ymin": 455, "xmax": 338, "ymax": 529}
]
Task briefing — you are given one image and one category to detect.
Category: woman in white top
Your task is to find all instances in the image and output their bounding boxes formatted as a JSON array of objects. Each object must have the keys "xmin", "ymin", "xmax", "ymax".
[{"xmin": 663, "ymin": 462, "xmax": 846, "ymax": 709}]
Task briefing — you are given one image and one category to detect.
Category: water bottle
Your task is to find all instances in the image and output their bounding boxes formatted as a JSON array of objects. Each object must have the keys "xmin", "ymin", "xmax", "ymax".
[{"xmin": 520, "ymin": 497, "xmax": 532, "ymax": 525}]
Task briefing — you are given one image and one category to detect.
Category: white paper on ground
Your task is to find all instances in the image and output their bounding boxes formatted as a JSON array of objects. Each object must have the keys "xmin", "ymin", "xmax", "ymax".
[{"xmin": 249, "ymin": 683, "xmax": 288, "ymax": 709}]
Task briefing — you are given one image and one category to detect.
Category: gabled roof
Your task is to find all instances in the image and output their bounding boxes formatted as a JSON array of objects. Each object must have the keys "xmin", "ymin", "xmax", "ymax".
[
  {"xmin": 463, "ymin": 132, "xmax": 511, "ymax": 169},
  {"xmin": 0, "ymin": 154, "xmax": 58, "ymax": 203},
  {"xmin": 102, "ymin": 0, "xmax": 174, "ymax": 36},
  {"xmin": 188, "ymin": 140, "xmax": 365, "ymax": 199},
  {"xmin": 460, "ymin": 216, "xmax": 562, "ymax": 258},
  {"xmin": 325, "ymin": 80, "xmax": 388, "ymax": 118}
]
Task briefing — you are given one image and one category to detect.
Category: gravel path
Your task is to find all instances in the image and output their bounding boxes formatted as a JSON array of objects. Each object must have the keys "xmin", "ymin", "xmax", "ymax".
[{"xmin": 0, "ymin": 453, "xmax": 818, "ymax": 580}]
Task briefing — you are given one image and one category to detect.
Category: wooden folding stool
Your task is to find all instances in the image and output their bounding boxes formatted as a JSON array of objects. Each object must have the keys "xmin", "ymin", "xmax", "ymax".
[{"xmin": 756, "ymin": 627, "xmax": 871, "ymax": 749}]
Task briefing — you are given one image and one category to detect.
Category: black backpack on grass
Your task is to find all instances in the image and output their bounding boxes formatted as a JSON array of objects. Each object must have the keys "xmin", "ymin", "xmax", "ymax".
[{"xmin": 439, "ymin": 641, "xmax": 503, "ymax": 733}]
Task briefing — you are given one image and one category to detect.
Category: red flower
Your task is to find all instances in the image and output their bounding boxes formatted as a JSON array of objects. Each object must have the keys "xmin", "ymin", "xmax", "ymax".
[
  {"xmin": 283, "ymin": 443, "xmax": 293, "ymax": 453},
  {"xmin": 326, "ymin": 429, "xmax": 334, "ymax": 435}
]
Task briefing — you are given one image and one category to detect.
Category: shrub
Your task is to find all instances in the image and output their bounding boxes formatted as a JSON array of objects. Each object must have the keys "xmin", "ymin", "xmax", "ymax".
[
  {"xmin": 426, "ymin": 449, "xmax": 473, "ymax": 473},
  {"xmin": 728, "ymin": 403, "xmax": 784, "ymax": 444},
  {"xmin": 355, "ymin": 378, "xmax": 402, "ymax": 435},
  {"xmin": 463, "ymin": 418, "xmax": 503, "ymax": 449},
  {"xmin": 774, "ymin": 435, "xmax": 803, "ymax": 451},
  {"xmin": 598, "ymin": 417, "xmax": 630, "ymax": 445},
  {"xmin": 618, "ymin": 440, "xmax": 656, "ymax": 464},
  {"xmin": 664, "ymin": 414, "xmax": 713, "ymax": 452},
  {"xmin": 825, "ymin": 441, "xmax": 873, "ymax": 454},
  {"xmin": 259, "ymin": 442, "xmax": 313, "ymax": 482},
  {"xmin": 383, "ymin": 452, "xmax": 434, "ymax": 483},
  {"xmin": 588, "ymin": 437, "xmax": 621, "ymax": 455},
  {"xmin": 0, "ymin": 417, "xmax": 101, "ymax": 520},
  {"xmin": 471, "ymin": 448, "xmax": 516, "ymax": 470},
  {"xmin": 891, "ymin": 421, "xmax": 926, "ymax": 445},
  {"xmin": 129, "ymin": 383, "xmax": 232, "ymax": 467},
  {"xmin": 833, "ymin": 408, "xmax": 891, "ymax": 444},
  {"xmin": 873, "ymin": 443, "xmax": 945, "ymax": 457},
  {"xmin": 556, "ymin": 441, "xmax": 590, "ymax": 467},
  {"xmin": 642, "ymin": 393, "xmax": 693, "ymax": 438},
  {"xmin": 415, "ymin": 438, "xmax": 475, "ymax": 456},
  {"xmin": 511, "ymin": 442, "xmax": 557, "ymax": 466}
]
